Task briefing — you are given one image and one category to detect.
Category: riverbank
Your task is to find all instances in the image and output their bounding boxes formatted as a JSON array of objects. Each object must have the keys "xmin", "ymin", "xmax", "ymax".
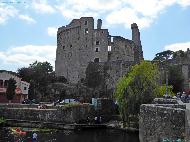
[
  {"xmin": 107, "ymin": 120, "xmax": 139, "ymax": 133},
  {"xmin": 0, "ymin": 126, "xmax": 140, "ymax": 142},
  {"xmin": 1, "ymin": 118, "xmax": 139, "ymax": 134}
]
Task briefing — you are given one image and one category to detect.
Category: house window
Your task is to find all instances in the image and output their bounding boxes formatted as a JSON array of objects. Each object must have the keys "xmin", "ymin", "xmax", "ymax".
[
  {"xmin": 94, "ymin": 58, "xmax": 99, "ymax": 63},
  {"xmin": 63, "ymin": 46, "xmax": 65, "ymax": 50},
  {"xmin": 84, "ymin": 21, "xmax": 88, "ymax": 25},
  {"xmin": 95, "ymin": 48, "xmax": 99, "ymax": 52},
  {"xmin": 4, "ymin": 80, "xmax": 8, "ymax": 87},
  {"xmin": 96, "ymin": 41, "xmax": 100, "ymax": 45},
  {"xmin": 84, "ymin": 28, "xmax": 88, "ymax": 34},
  {"xmin": 0, "ymin": 80, "xmax": 3, "ymax": 87},
  {"xmin": 24, "ymin": 87, "xmax": 27, "ymax": 90},
  {"xmin": 70, "ymin": 44, "xmax": 72, "ymax": 48}
]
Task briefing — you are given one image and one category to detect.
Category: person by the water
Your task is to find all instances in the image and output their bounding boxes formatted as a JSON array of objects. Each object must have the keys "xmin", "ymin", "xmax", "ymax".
[{"xmin": 32, "ymin": 132, "xmax": 37, "ymax": 142}]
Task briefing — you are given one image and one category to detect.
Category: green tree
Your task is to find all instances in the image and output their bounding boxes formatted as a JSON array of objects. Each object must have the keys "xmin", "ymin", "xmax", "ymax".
[
  {"xmin": 153, "ymin": 50, "xmax": 174, "ymax": 61},
  {"xmin": 114, "ymin": 61, "xmax": 159, "ymax": 127},
  {"xmin": 17, "ymin": 61, "xmax": 55, "ymax": 100},
  {"xmin": 6, "ymin": 78, "xmax": 17, "ymax": 103},
  {"xmin": 153, "ymin": 50, "xmax": 185, "ymax": 93},
  {"xmin": 154, "ymin": 85, "xmax": 175, "ymax": 97}
]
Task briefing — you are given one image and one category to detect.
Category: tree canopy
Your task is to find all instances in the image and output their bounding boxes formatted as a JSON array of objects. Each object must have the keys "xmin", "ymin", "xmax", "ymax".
[
  {"xmin": 114, "ymin": 61, "xmax": 160, "ymax": 126},
  {"xmin": 153, "ymin": 50, "xmax": 185, "ymax": 93},
  {"xmin": 17, "ymin": 61, "xmax": 55, "ymax": 100},
  {"xmin": 153, "ymin": 50, "xmax": 174, "ymax": 61},
  {"xmin": 6, "ymin": 78, "xmax": 17, "ymax": 102}
]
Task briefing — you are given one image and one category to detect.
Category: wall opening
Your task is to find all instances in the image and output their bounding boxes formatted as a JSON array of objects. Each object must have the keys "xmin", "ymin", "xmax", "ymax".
[
  {"xmin": 95, "ymin": 48, "xmax": 99, "ymax": 52},
  {"xmin": 111, "ymin": 37, "xmax": 113, "ymax": 42},
  {"xmin": 94, "ymin": 58, "xmax": 99, "ymax": 63},
  {"xmin": 96, "ymin": 41, "xmax": 100, "ymax": 45},
  {"xmin": 84, "ymin": 21, "xmax": 88, "ymax": 25},
  {"xmin": 4, "ymin": 80, "xmax": 8, "ymax": 87},
  {"xmin": 84, "ymin": 28, "xmax": 88, "ymax": 34},
  {"xmin": 0, "ymin": 80, "xmax": 3, "ymax": 87},
  {"xmin": 108, "ymin": 46, "xmax": 111, "ymax": 51}
]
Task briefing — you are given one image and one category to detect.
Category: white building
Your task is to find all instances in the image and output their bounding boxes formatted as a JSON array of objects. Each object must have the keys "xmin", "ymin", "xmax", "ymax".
[{"xmin": 0, "ymin": 71, "xmax": 30, "ymax": 103}]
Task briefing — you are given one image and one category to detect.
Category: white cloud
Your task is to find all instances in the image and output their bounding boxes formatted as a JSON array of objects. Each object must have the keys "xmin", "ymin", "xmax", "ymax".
[
  {"xmin": 164, "ymin": 42, "xmax": 190, "ymax": 51},
  {"xmin": 32, "ymin": 0, "xmax": 55, "ymax": 14},
  {"xmin": 105, "ymin": 0, "xmax": 185, "ymax": 29},
  {"xmin": 47, "ymin": 27, "xmax": 57, "ymax": 37},
  {"xmin": 177, "ymin": 0, "xmax": 190, "ymax": 7},
  {"xmin": 106, "ymin": 8, "xmax": 153, "ymax": 29},
  {"xmin": 55, "ymin": 0, "xmax": 190, "ymax": 29},
  {"xmin": 1, "ymin": 0, "xmax": 190, "ymax": 28},
  {"xmin": 19, "ymin": 15, "xmax": 36, "ymax": 24},
  {"xmin": 56, "ymin": 0, "xmax": 121, "ymax": 19},
  {"xmin": 0, "ymin": 45, "xmax": 56, "ymax": 69},
  {"xmin": 0, "ymin": 4, "xmax": 18, "ymax": 24}
]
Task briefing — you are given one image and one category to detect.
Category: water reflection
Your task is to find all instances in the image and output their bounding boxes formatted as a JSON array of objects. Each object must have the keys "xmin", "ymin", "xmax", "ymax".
[{"xmin": 0, "ymin": 128, "xmax": 139, "ymax": 142}]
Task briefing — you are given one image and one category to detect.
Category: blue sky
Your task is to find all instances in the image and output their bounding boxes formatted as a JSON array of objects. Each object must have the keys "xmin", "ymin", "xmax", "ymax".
[{"xmin": 0, "ymin": 0, "xmax": 190, "ymax": 72}]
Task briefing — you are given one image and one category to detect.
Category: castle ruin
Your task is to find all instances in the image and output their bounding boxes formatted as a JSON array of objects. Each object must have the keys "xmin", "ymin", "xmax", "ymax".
[{"xmin": 55, "ymin": 17, "xmax": 143, "ymax": 86}]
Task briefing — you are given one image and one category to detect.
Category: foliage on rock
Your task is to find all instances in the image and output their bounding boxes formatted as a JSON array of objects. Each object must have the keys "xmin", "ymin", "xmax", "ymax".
[{"xmin": 114, "ymin": 61, "xmax": 160, "ymax": 126}]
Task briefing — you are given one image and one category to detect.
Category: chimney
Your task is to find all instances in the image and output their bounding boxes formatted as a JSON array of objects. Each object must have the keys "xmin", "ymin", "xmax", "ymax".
[{"xmin": 97, "ymin": 19, "xmax": 102, "ymax": 29}]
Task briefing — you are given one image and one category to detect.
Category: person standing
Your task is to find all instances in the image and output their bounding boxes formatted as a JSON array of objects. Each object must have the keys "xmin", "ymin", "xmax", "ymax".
[{"xmin": 32, "ymin": 132, "xmax": 37, "ymax": 142}]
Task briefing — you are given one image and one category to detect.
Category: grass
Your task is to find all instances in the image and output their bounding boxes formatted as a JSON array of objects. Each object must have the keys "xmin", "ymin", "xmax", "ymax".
[{"xmin": 0, "ymin": 117, "xmax": 6, "ymax": 125}]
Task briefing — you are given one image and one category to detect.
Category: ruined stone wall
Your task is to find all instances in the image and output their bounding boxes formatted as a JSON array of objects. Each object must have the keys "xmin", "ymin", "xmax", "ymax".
[
  {"xmin": 85, "ymin": 60, "xmax": 134, "ymax": 96},
  {"xmin": 93, "ymin": 29, "xmax": 109, "ymax": 62},
  {"xmin": 139, "ymin": 104, "xmax": 189, "ymax": 142},
  {"xmin": 131, "ymin": 23, "xmax": 143, "ymax": 62},
  {"xmin": 56, "ymin": 17, "xmax": 95, "ymax": 83},
  {"xmin": 104, "ymin": 61, "xmax": 134, "ymax": 92},
  {"xmin": 56, "ymin": 17, "xmax": 109, "ymax": 83},
  {"xmin": 109, "ymin": 37, "xmax": 135, "ymax": 62},
  {"xmin": 55, "ymin": 17, "xmax": 143, "ymax": 85},
  {"xmin": 0, "ymin": 104, "xmax": 94, "ymax": 123},
  {"xmin": 185, "ymin": 108, "xmax": 190, "ymax": 141},
  {"xmin": 182, "ymin": 64, "xmax": 189, "ymax": 90}
]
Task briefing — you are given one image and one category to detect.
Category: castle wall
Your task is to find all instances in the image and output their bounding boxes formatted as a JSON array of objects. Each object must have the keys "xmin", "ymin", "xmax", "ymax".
[
  {"xmin": 182, "ymin": 65, "xmax": 189, "ymax": 90},
  {"xmin": 104, "ymin": 61, "xmax": 134, "ymax": 91},
  {"xmin": 56, "ymin": 17, "xmax": 95, "ymax": 83},
  {"xmin": 93, "ymin": 29, "xmax": 109, "ymax": 62},
  {"xmin": 109, "ymin": 36, "xmax": 135, "ymax": 62},
  {"xmin": 55, "ymin": 17, "xmax": 143, "ymax": 84}
]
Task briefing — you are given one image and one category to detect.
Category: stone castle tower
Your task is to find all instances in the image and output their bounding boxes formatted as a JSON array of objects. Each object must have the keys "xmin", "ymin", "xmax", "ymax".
[{"xmin": 55, "ymin": 17, "xmax": 143, "ymax": 83}]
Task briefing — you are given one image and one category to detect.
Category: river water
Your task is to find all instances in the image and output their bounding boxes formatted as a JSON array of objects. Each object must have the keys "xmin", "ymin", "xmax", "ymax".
[{"xmin": 0, "ymin": 128, "xmax": 139, "ymax": 142}]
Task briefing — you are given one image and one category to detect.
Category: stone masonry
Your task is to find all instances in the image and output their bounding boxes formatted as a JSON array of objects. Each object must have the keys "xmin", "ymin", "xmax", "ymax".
[
  {"xmin": 55, "ymin": 17, "xmax": 143, "ymax": 84},
  {"xmin": 139, "ymin": 98, "xmax": 190, "ymax": 142}
]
